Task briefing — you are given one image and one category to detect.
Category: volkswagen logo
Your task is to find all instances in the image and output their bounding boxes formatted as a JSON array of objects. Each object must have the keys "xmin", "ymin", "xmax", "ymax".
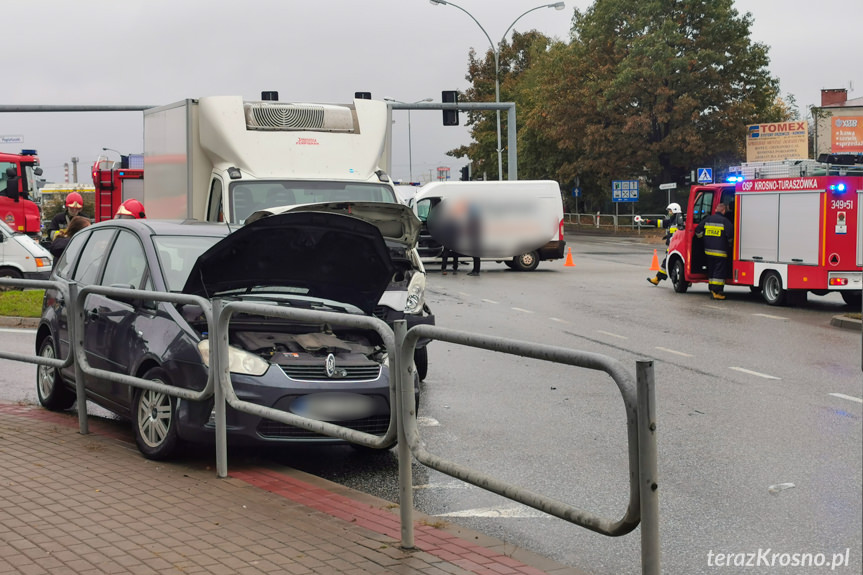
[{"xmin": 325, "ymin": 353, "xmax": 337, "ymax": 378}]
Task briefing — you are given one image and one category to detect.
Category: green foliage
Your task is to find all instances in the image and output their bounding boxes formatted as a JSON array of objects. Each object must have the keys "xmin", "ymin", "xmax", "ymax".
[
  {"xmin": 40, "ymin": 190, "xmax": 96, "ymax": 224},
  {"xmin": 0, "ymin": 290, "xmax": 44, "ymax": 317},
  {"xmin": 448, "ymin": 0, "xmax": 792, "ymax": 213}
]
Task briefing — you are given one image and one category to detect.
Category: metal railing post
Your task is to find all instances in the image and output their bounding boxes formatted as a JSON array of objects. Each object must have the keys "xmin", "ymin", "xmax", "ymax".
[
  {"xmin": 637, "ymin": 360, "xmax": 660, "ymax": 574},
  {"xmin": 69, "ymin": 282, "xmax": 89, "ymax": 435},
  {"xmin": 212, "ymin": 298, "xmax": 228, "ymax": 478},
  {"xmin": 394, "ymin": 320, "xmax": 415, "ymax": 548}
]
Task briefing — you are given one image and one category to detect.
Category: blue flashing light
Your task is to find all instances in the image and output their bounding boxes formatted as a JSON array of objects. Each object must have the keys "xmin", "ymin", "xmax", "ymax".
[
  {"xmin": 829, "ymin": 183, "xmax": 847, "ymax": 193},
  {"xmin": 20, "ymin": 149, "xmax": 37, "ymax": 156},
  {"xmin": 726, "ymin": 175, "xmax": 743, "ymax": 183}
]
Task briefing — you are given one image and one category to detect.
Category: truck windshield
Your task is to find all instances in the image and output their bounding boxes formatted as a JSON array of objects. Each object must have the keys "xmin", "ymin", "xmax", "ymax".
[{"xmin": 228, "ymin": 181, "xmax": 398, "ymax": 224}]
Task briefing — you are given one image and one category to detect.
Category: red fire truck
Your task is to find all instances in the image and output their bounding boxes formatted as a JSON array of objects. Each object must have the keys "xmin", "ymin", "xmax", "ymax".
[
  {"xmin": 0, "ymin": 149, "xmax": 43, "ymax": 235},
  {"xmin": 91, "ymin": 154, "xmax": 144, "ymax": 222},
  {"xmin": 666, "ymin": 159, "xmax": 862, "ymax": 306}
]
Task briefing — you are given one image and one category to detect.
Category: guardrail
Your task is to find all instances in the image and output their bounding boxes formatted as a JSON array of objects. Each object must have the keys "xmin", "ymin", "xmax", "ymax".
[
  {"xmin": 0, "ymin": 277, "xmax": 660, "ymax": 574},
  {"xmin": 565, "ymin": 212, "xmax": 666, "ymax": 233}
]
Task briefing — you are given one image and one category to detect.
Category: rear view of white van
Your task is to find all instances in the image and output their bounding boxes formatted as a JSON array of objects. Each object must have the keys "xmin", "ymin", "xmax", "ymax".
[
  {"xmin": 0, "ymin": 219, "xmax": 53, "ymax": 284},
  {"xmin": 412, "ymin": 180, "xmax": 566, "ymax": 271}
]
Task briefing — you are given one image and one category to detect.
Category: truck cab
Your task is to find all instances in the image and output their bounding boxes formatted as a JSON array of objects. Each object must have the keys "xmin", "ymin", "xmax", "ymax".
[{"xmin": 0, "ymin": 150, "xmax": 43, "ymax": 237}]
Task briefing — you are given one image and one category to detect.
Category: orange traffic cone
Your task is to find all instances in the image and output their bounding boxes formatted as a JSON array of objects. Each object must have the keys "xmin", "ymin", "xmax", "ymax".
[
  {"xmin": 564, "ymin": 247, "xmax": 575, "ymax": 267},
  {"xmin": 649, "ymin": 249, "xmax": 661, "ymax": 271}
]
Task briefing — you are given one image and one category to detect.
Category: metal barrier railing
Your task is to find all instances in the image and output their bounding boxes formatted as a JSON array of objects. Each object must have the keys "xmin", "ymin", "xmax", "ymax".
[
  {"xmin": 0, "ymin": 277, "xmax": 660, "ymax": 573},
  {"xmin": 396, "ymin": 323, "xmax": 660, "ymax": 575}
]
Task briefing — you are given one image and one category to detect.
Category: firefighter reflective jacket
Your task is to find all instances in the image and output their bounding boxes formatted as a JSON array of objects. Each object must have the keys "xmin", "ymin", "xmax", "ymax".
[
  {"xmin": 695, "ymin": 212, "xmax": 733, "ymax": 257},
  {"xmin": 645, "ymin": 213, "xmax": 685, "ymax": 244}
]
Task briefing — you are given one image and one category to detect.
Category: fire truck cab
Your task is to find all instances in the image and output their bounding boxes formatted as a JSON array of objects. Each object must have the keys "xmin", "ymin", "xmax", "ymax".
[
  {"xmin": 91, "ymin": 154, "xmax": 144, "ymax": 222},
  {"xmin": 667, "ymin": 158, "xmax": 862, "ymax": 307},
  {"xmin": 0, "ymin": 149, "xmax": 43, "ymax": 236}
]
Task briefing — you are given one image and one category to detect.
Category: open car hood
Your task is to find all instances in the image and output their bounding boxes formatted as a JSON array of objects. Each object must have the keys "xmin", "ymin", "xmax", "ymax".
[
  {"xmin": 245, "ymin": 201, "xmax": 421, "ymax": 247},
  {"xmin": 182, "ymin": 211, "xmax": 395, "ymax": 315}
]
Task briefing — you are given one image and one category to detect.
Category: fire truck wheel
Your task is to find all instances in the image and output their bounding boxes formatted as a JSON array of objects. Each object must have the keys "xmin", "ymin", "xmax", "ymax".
[
  {"xmin": 841, "ymin": 291, "xmax": 862, "ymax": 307},
  {"xmin": 761, "ymin": 271, "xmax": 786, "ymax": 306},
  {"xmin": 669, "ymin": 259, "xmax": 688, "ymax": 293}
]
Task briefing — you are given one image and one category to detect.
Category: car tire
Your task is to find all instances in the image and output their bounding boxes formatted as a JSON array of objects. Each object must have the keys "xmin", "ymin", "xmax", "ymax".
[
  {"xmin": 761, "ymin": 271, "xmax": 786, "ymax": 306},
  {"xmin": 503, "ymin": 261, "xmax": 515, "ymax": 269},
  {"xmin": 414, "ymin": 346, "xmax": 428, "ymax": 381},
  {"xmin": 0, "ymin": 267, "xmax": 23, "ymax": 291},
  {"xmin": 36, "ymin": 335, "xmax": 76, "ymax": 411},
  {"xmin": 841, "ymin": 291, "xmax": 862, "ymax": 307},
  {"xmin": 133, "ymin": 367, "xmax": 180, "ymax": 460},
  {"xmin": 669, "ymin": 258, "xmax": 689, "ymax": 293},
  {"xmin": 511, "ymin": 251, "xmax": 539, "ymax": 271}
]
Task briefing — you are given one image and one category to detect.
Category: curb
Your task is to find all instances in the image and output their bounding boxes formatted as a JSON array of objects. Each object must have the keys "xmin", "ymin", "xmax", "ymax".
[
  {"xmin": 0, "ymin": 316, "xmax": 38, "ymax": 329},
  {"xmin": 831, "ymin": 314, "xmax": 863, "ymax": 331}
]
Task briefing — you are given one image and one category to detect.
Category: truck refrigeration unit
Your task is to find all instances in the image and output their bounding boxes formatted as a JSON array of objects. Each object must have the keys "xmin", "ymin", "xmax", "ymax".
[{"xmin": 666, "ymin": 157, "xmax": 862, "ymax": 307}]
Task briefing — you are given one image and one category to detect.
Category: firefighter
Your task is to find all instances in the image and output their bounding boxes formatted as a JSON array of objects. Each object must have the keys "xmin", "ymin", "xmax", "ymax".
[
  {"xmin": 115, "ymin": 198, "xmax": 146, "ymax": 219},
  {"xmin": 695, "ymin": 202, "xmax": 733, "ymax": 300},
  {"xmin": 46, "ymin": 192, "xmax": 88, "ymax": 241},
  {"xmin": 637, "ymin": 202, "xmax": 685, "ymax": 285}
]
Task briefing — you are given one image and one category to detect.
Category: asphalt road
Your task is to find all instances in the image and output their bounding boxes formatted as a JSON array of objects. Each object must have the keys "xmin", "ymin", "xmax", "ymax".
[{"xmin": 1, "ymin": 233, "xmax": 860, "ymax": 575}]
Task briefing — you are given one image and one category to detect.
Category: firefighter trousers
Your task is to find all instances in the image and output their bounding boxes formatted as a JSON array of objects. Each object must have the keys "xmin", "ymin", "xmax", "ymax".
[{"xmin": 707, "ymin": 255, "xmax": 728, "ymax": 294}]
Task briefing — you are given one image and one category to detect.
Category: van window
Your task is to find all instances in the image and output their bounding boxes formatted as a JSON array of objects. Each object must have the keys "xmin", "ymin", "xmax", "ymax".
[{"xmin": 691, "ymin": 191, "xmax": 714, "ymax": 225}]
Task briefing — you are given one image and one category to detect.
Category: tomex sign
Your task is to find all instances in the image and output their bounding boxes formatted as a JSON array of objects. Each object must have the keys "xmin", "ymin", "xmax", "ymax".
[{"xmin": 745, "ymin": 121, "xmax": 808, "ymax": 163}]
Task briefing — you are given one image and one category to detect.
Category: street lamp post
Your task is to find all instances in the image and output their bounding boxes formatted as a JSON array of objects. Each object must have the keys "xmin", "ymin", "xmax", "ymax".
[
  {"xmin": 429, "ymin": 0, "xmax": 565, "ymax": 180},
  {"xmin": 384, "ymin": 97, "xmax": 433, "ymax": 183}
]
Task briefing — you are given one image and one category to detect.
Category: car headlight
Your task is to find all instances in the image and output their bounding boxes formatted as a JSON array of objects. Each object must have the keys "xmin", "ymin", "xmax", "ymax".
[
  {"xmin": 197, "ymin": 340, "xmax": 269, "ymax": 376},
  {"xmin": 404, "ymin": 272, "xmax": 426, "ymax": 314}
]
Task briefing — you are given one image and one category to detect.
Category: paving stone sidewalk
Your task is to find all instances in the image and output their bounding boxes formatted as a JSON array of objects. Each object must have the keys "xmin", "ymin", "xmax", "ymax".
[{"xmin": 0, "ymin": 403, "xmax": 587, "ymax": 575}]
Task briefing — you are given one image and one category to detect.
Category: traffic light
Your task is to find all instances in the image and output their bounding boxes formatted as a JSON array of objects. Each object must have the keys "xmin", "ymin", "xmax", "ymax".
[
  {"xmin": 460, "ymin": 165, "xmax": 470, "ymax": 181},
  {"xmin": 442, "ymin": 90, "xmax": 459, "ymax": 126}
]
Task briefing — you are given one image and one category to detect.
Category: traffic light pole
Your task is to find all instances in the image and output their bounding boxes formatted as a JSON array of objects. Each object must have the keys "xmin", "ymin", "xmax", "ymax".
[{"xmin": 384, "ymin": 101, "xmax": 518, "ymax": 181}]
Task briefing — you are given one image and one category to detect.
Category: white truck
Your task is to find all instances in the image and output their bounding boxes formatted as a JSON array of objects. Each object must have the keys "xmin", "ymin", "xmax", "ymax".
[{"xmin": 142, "ymin": 94, "xmax": 435, "ymax": 378}]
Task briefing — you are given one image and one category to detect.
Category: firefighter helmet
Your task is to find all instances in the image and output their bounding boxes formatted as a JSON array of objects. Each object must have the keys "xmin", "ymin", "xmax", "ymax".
[
  {"xmin": 666, "ymin": 202, "xmax": 682, "ymax": 214},
  {"xmin": 65, "ymin": 192, "xmax": 84, "ymax": 209},
  {"xmin": 115, "ymin": 198, "xmax": 146, "ymax": 219}
]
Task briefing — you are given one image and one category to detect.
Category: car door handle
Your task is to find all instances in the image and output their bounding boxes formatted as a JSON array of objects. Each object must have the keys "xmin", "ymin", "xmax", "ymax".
[{"xmin": 87, "ymin": 308, "xmax": 100, "ymax": 320}]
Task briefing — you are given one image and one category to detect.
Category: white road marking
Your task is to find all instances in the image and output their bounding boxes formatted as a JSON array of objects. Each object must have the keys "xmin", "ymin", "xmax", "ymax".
[
  {"xmin": 703, "ymin": 304, "xmax": 723, "ymax": 310},
  {"xmin": 481, "ymin": 298, "xmax": 499, "ymax": 304},
  {"xmin": 597, "ymin": 330, "xmax": 628, "ymax": 340},
  {"xmin": 413, "ymin": 483, "xmax": 474, "ymax": 490},
  {"xmin": 752, "ymin": 313, "xmax": 788, "ymax": 320},
  {"xmin": 0, "ymin": 328, "xmax": 36, "ymax": 334},
  {"xmin": 548, "ymin": 317, "xmax": 569, "ymax": 324},
  {"xmin": 829, "ymin": 393, "xmax": 863, "ymax": 404},
  {"xmin": 435, "ymin": 505, "xmax": 548, "ymax": 518},
  {"xmin": 729, "ymin": 366, "xmax": 781, "ymax": 380},
  {"xmin": 655, "ymin": 346, "xmax": 693, "ymax": 357},
  {"xmin": 511, "ymin": 307, "xmax": 533, "ymax": 313},
  {"xmin": 417, "ymin": 416, "xmax": 440, "ymax": 427}
]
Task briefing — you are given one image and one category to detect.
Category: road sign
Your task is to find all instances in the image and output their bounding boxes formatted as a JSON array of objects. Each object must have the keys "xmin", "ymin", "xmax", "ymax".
[
  {"xmin": 0, "ymin": 135, "xmax": 24, "ymax": 144},
  {"xmin": 697, "ymin": 168, "xmax": 713, "ymax": 183},
  {"xmin": 612, "ymin": 180, "xmax": 639, "ymax": 202},
  {"xmin": 659, "ymin": 182, "xmax": 677, "ymax": 190}
]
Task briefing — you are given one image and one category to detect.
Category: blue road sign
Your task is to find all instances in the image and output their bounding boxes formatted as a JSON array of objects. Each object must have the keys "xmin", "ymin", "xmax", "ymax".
[
  {"xmin": 612, "ymin": 180, "xmax": 639, "ymax": 202},
  {"xmin": 697, "ymin": 168, "xmax": 713, "ymax": 183}
]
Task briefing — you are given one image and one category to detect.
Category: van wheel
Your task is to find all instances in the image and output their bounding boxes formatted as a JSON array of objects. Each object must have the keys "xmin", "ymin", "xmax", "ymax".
[
  {"xmin": 512, "ymin": 251, "xmax": 539, "ymax": 271},
  {"xmin": 0, "ymin": 267, "xmax": 23, "ymax": 291},
  {"xmin": 36, "ymin": 335, "xmax": 76, "ymax": 410},
  {"xmin": 669, "ymin": 259, "xmax": 688, "ymax": 293},
  {"xmin": 133, "ymin": 368, "xmax": 180, "ymax": 460},
  {"xmin": 761, "ymin": 271, "xmax": 786, "ymax": 306}
]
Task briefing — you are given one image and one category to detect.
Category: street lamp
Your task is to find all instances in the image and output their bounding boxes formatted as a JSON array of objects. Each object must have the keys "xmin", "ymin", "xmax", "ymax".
[
  {"xmin": 429, "ymin": 0, "xmax": 565, "ymax": 180},
  {"xmin": 384, "ymin": 97, "xmax": 433, "ymax": 183}
]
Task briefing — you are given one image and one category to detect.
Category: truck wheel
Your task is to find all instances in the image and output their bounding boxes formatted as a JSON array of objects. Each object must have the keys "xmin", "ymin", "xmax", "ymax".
[
  {"xmin": 36, "ymin": 335, "xmax": 76, "ymax": 411},
  {"xmin": 669, "ymin": 258, "xmax": 688, "ymax": 293},
  {"xmin": 761, "ymin": 271, "xmax": 786, "ymax": 306},
  {"xmin": 512, "ymin": 251, "xmax": 539, "ymax": 271},
  {"xmin": 414, "ymin": 346, "xmax": 429, "ymax": 381},
  {"xmin": 0, "ymin": 267, "xmax": 23, "ymax": 291},
  {"xmin": 841, "ymin": 291, "xmax": 862, "ymax": 307},
  {"xmin": 133, "ymin": 368, "xmax": 181, "ymax": 460}
]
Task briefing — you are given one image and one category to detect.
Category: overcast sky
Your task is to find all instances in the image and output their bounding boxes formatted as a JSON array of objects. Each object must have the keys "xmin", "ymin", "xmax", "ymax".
[{"xmin": 3, "ymin": 0, "xmax": 861, "ymax": 184}]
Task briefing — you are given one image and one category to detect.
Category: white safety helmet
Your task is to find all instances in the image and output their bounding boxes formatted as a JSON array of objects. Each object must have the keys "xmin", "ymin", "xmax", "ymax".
[{"xmin": 666, "ymin": 202, "xmax": 682, "ymax": 214}]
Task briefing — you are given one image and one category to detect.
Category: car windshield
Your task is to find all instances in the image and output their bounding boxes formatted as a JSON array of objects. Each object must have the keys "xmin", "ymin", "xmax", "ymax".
[
  {"xmin": 153, "ymin": 235, "xmax": 223, "ymax": 291},
  {"xmin": 229, "ymin": 180, "xmax": 398, "ymax": 224}
]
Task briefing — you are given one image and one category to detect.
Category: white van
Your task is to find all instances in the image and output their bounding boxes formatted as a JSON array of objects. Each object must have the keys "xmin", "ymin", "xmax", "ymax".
[
  {"xmin": 0, "ymin": 219, "xmax": 53, "ymax": 283},
  {"xmin": 412, "ymin": 180, "xmax": 566, "ymax": 271}
]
